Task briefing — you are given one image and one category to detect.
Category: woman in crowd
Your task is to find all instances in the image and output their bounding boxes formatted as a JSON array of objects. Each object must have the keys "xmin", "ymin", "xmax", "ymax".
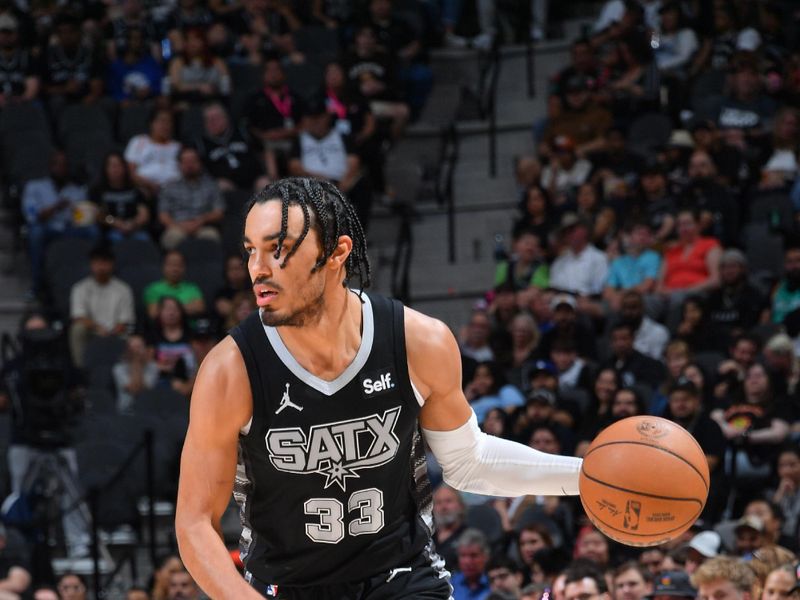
[
  {"xmin": 166, "ymin": 28, "xmax": 231, "ymax": 107},
  {"xmin": 514, "ymin": 184, "xmax": 554, "ymax": 253},
  {"xmin": 124, "ymin": 108, "xmax": 181, "ymax": 198},
  {"xmin": 92, "ymin": 151, "xmax": 151, "ymax": 243},
  {"xmin": 146, "ymin": 296, "xmax": 195, "ymax": 388},
  {"xmin": 463, "ymin": 360, "xmax": 525, "ymax": 424},
  {"xmin": 772, "ymin": 445, "xmax": 800, "ymax": 544},
  {"xmin": 112, "ymin": 333, "xmax": 158, "ymax": 413}
]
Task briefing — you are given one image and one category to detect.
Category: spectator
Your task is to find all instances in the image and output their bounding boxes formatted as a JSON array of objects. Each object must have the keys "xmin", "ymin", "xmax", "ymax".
[
  {"xmin": 638, "ymin": 548, "xmax": 666, "ymax": 578},
  {"xmin": 772, "ymin": 446, "xmax": 800, "ymax": 544},
  {"xmin": 733, "ymin": 516, "xmax": 766, "ymax": 558},
  {"xmin": 196, "ymin": 102, "xmax": 269, "ymax": 192},
  {"xmin": 516, "ymin": 524, "xmax": 554, "ymax": 580},
  {"xmin": 550, "ymin": 38, "xmax": 603, "ymax": 104},
  {"xmin": 604, "ymin": 322, "xmax": 667, "ymax": 390},
  {"xmin": 656, "ymin": 209, "xmax": 722, "ymax": 302},
  {"xmin": 57, "ymin": 574, "xmax": 87, "ymax": 600},
  {"xmin": 713, "ymin": 334, "xmax": 761, "ymax": 401},
  {"xmin": 223, "ymin": 0, "xmax": 301, "ymax": 60},
  {"xmin": 171, "ymin": 316, "xmax": 217, "ymax": 397},
  {"xmin": 762, "ymin": 334, "xmax": 799, "ymax": 399},
  {"xmin": 343, "ymin": 25, "xmax": 409, "ymax": 140},
  {"xmin": 451, "ymin": 529, "xmax": 491, "ymax": 600},
  {"xmin": 486, "ymin": 555, "xmax": 524, "ymax": 598},
  {"xmin": 146, "ymin": 295, "xmax": 195, "ymax": 387},
  {"xmin": 0, "ymin": 13, "xmax": 39, "ymax": 105},
  {"xmin": 163, "ymin": 0, "xmax": 214, "ymax": 55},
  {"xmin": 715, "ymin": 54, "xmax": 776, "ymax": 144},
  {"xmin": 68, "ymin": 245, "xmax": 134, "ymax": 367},
  {"xmin": 166, "ymin": 28, "xmax": 230, "ymax": 108},
  {"xmin": 573, "ymin": 182, "xmax": 616, "ymax": 250},
  {"xmin": 637, "ymin": 162, "xmax": 676, "ymax": 244},
  {"xmin": 549, "ymin": 215, "xmax": 609, "ymax": 298},
  {"xmin": 151, "ymin": 555, "xmax": 184, "ymax": 600},
  {"xmin": 32, "ymin": 586, "xmax": 59, "ymax": 600},
  {"xmin": 91, "ymin": 151, "xmax": 151, "ymax": 243},
  {"xmin": 508, "ymin": 312, "xmax": 541, "ymax": 371},
  {"xmin": 460, "ymin": 309, "xmax": 494, "ymax": 363},
  {"xmin": 613, "ymin": 562, "xmax": 653, "ymax": 600},
  {"xmin": 761, "ymin": 566, "xmax": 796, "ymax": 600},
  {"xmin": 654, "ymin": 2, "xmax": 698, "ymax": 75},
  {"xmin": 157, "ymin": 146, "xmax": 224, "ymax": 250},
  {"xmin": 43, "ymin": 13, "xmax": 103, "ymax": 111},
  {"xmin": 543, "ymin": 74, "xmax": 612, "ymax": 157},
  {"xmin": 564, "ymin": 556, "xmax": 610, "ymax": 597},
  {"xmin": 579, "ymin": 367, "xmax": 620, "ymax": 439},
  {"xmin": 514, "ymin": 185, "xmax": 554, "ymax": 250},
  {"xmin": 166, "ymin": 569, "xmax": 199, "ymax": 600},
  {"xmin": 244, "ymin": 55, "xmax": 302, "ymax": 180},
  {"xmin": 674, "ymin": 296, "xmax": 726, "ymax": 354},
  {"xmin": 103, "ymin": 0, "xmax": 159, "ymax": 62},
  {"xmin": 288, "ymin": 100, "xmax": 371, "ymax": 229},
  {"xmin": 705, "ymin": 250, "xmax": 768, "ymax": 339},
  {"xmin": 464, "ymin": 361, "xmax": 525, "ymax": 424},
  {"xmin": 213, "ymin": 254, "xmax": 250, "ymax": 327},
  {"xmin": 744, "ymin": 499, "xmax": 794, "ymax": 550},
  {"xmin": 690, "ymin": 120, "xmax": 748, "ymax": 192},
  {"xmin": 551, "ymin": 336, "xmax": 592, "ymax": 395},
  {"xmin": 604, "ymin": 223, "xmax": 662, "ymax": 314},
  {"xmin": 107, "ymin": 27, "xmax": 163, "ymax": 103},
  {"xmin": 608, "ymin": 32, "xmax": 660, "ymax": 121},
  {"xmin": 143, "ymin": 250, "xmax": 205, "ymax": 319},
  {"xmin": 495, "ymin": 229, "xmax": 549, "ymax": 293},
  {"xmin": 680, "ymin": 150, "xmax": 739, "ymax": 247},
  {"xmin": 432, "ymin": 484, "xmax": 467, "ymax": 573},
  {"xmin": 537, "ymin": 294, "xmax": 597, "ymax": 361},
  {"xmin": 112, "ymin": 333, "xmax": 158, "ymax": 412},
  {"xmin": 125, "ymin": 587, "xmax": 150, "ymax": 600},
  {"xmin": 23, "ymin": 149, "xmax": 95, "ymax": 297},
  {"xmin": 223, "ymin": 290, "xmax": 256, "ymax": 330},
  {"xmin": 769, "ymin": 246, "xmax": 800, "ymax": 325},
  {"xmin": 618, "ymin": 290, "xmax": 669, "ymax": 360},
  {"xmin": 0, "ymin": 523, "xmax": 30, "ymax": 600},
  {"xmin": 650, "ymin": 571, "xmax": 697, "ymax": 600},
  {"xmin": 125, "ymin": 108, "xmax": 181, "ymax": 198},
  {"xmin": 541, "ymin": 136, "xmax": 592, "ymax": 201}
]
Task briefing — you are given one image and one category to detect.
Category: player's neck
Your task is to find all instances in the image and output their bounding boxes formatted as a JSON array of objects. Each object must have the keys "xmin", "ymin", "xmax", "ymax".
[{"xmin": 277, "ymin": 288, "xmax": 363, "ymax": 380}]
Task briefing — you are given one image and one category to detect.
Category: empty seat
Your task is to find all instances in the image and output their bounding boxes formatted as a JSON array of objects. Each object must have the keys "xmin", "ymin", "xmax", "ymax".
[
  {"xmin": 44, "ymin": 237, "xmax": 94, "ymax": 281},
  {"xmin": 293, "ymin": 26, "xmax": 340, "ymax": 65},
  {"xmin": 84, "ymin": 335, "xmax": 127, "ymax": 367},
  {"xmin": 285, "ymin": 63, "xmax": 324, "ymax": 104},
  {"xmin": 58, "ymin": 104, "xmax": 114, "ymax": 142},
  {"xmin": 0, "ymin": 102, "xmax": 49, "ymax": 135},
  {"xmin": 177, "ymin": 237, "xmax": 223, "ymax": 263},
  {"xmin": 113, "ymin": 237, "xmax": 162, "ymax": 271},
  {"xmin": 117, "ymin": 103, "xmax": 152, "ymax": 144}
]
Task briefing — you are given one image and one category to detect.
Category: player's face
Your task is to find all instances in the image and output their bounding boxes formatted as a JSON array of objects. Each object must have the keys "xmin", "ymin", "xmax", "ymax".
[
  {"xmin": 762, "ymin": 571, "xmax": 795, "ymax": 600},
  {"xmin": 244, "ymin": 201, "xmax": 328, "ymax": 328},
  {"xmin": 614, "ymin": 569, "xmax": 651, "ymax": 600},
  {"xmin": 699, "ymin": 580, "xmax": 748, "ymax": 600}
]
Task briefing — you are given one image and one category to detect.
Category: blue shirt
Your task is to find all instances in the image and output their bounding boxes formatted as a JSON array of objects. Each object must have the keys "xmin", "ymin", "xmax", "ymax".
[
  {"xmin": 22, "ymin": 178, "xmax": 88, "ymax": 229},
  {"xmin": 108, "ymin": 55, "xmax": 163, "ymax": 101},
  {"xmin": 451, "ymin": 572, "xmax": 490, "ymax": 600},
  {"xmin": 470, "ymin": 385, "xmax": 525, "ymax": 424},
  {"xmin": 606, "ymin": 250, "xmax": 661, "ymax": 289}
]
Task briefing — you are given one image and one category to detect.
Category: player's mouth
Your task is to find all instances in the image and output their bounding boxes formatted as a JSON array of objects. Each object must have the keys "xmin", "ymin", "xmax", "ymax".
[{"xmin": 254, "ymin": 284, "xmax": 278, "ymax": 306}]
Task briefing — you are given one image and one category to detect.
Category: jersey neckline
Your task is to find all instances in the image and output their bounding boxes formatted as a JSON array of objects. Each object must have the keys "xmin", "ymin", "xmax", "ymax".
[{"xmin": 261, "ymin": 292, "xmax": 374, "ymax": 396}]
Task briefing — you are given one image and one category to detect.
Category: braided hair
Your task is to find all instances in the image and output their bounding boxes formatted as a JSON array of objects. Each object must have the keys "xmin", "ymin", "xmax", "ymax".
[{"xmin": 244, "ymin": 177, "xmax": 371, "ymax": 294}]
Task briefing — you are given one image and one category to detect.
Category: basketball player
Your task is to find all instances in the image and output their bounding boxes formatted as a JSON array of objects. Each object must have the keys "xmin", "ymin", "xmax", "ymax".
[{"xmin": 175, "ymin": 178, "xmax": 582, "ymax": 599}]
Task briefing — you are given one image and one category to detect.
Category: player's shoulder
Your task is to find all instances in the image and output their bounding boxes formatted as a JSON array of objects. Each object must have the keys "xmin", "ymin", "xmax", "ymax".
[
  {"xmin": 403, "ymin": 305, "xmax": 457, "ymax": 355},
  {"xmin": 192, "ymin": 335, "xmax": 251, "ymax": 425},
  {"xmin": 196, "ymin": 335, "xmax": 247, "ymax": 384}
]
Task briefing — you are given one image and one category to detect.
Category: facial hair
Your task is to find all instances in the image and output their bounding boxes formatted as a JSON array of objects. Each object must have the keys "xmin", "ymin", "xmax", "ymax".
[{"xmin": 258, "ymin": 274, "xmax": 326, "ymax": 328}]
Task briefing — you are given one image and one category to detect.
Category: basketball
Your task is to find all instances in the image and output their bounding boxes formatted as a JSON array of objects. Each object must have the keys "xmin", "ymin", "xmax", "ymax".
[{"xmin": 579, "ymin": 416, "xmax": 709, "ymax": 547}]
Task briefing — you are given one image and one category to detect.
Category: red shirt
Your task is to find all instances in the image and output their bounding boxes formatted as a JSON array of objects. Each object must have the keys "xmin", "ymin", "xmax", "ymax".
[{"xmin": 663, "ymin": 237, "xmax": 720, "ymax": 290}]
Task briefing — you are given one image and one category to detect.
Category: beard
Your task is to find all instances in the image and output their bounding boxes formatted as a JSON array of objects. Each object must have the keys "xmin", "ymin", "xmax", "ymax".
[{"xmin": 259, "ymin": 277, "xmax": 326, "ymax": 328}]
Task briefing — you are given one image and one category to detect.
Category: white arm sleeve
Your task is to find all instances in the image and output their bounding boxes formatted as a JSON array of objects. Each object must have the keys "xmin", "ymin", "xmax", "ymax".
[{"xmin": 423, "ymin": 412, "xmax": 582, "ymax": 497}]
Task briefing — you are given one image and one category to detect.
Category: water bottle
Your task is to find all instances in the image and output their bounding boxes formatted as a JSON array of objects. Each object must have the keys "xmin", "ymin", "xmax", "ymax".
[{"xmin": 161, "ymin": 38, "xmax": 171, "ymax": 62}]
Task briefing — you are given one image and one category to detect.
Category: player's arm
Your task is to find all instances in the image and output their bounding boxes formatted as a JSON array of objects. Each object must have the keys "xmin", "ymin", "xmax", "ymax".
[
  {"xmin": 406, "ymin": 308, "xmax": 582, "ymax": 497},
  {"xmin": 175, "ymin": 337, "xmax": 263, "ymax": 600}
]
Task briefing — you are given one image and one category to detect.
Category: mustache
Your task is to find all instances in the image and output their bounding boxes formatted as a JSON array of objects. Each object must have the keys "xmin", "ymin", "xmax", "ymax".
[{"xmin": 252, "ymin": 276, "xmax": 283, "ymax": 291}]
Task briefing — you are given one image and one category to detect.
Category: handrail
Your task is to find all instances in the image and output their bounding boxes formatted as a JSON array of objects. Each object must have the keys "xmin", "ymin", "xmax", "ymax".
[
  {"xmin": 486, "ymin": 39, "xmax": 502, "ymax": 178},
  {"xmin": 526, "ymin": 3, "xmax": 536, "ymax": 98}
]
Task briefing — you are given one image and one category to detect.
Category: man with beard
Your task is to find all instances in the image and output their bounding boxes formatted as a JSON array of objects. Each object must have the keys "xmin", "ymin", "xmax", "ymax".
[
  {"xmin": 432, "ymin": 484, "xmax": 467, "ymax": 572},
  {"xmin": 167, "ymin": 569, "xmax": 200, "ymax": 600},
  {"xmin": 665, "ymin": 377, "xmax": 727, "ymax": 521},
  {"xmin": 769, "ymin": 245, "xmax": 800, "ymax": 325},
  {"xmin": 705, "ymin": 249, "xmax": 768, "ymax": 340},
  {"xmin": 537, "ymin": 294, "xmax": 597, "ymax": 360},
  {"xmin": 678, "ymin": 150, "xmax": 739, "ymax": 246},
  {"xmin": 602, "ymin": 322, "xmax": 666, "ymax": 391},
  {"xmin": 175, "ymin": 178, "xmax": 582, "ymax": 599},
  {"xmin": 618, "ymin": 290, "xmax": 669, "ymax": 360}
]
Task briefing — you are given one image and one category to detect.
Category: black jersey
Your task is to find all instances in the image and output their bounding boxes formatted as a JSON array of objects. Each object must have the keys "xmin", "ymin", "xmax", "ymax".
[{"xmin": 230, "ymin": 292, "xmax": 437, "ymax": 586}]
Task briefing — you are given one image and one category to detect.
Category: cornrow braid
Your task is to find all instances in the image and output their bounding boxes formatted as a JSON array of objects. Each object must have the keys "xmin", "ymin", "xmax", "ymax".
[{"xmin": 245, "ymin": 177, "xmax": 371, "ymax": 294}]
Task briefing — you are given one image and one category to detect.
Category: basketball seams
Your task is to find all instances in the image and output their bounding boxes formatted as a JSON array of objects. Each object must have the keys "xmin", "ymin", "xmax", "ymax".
[
  {"xmin": 582, "ymin": 499, "xmax": 701, "ymax": 546},
  {"xmin": 580, "ymin": 466, "xmax": 705, "ymax": 504},
  {"xmin": 583, "ymin": 440, "xmax": 709, "ymax": 493}
]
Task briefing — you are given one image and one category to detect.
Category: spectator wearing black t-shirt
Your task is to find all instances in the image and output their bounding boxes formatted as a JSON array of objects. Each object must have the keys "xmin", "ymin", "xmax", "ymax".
[
  {"xmin": 213, "ymin": 254, "xmax": 250, "ymax": 328},
  {"xmin": 224, "ymin": 0, "xmax": 302, "ymax": 60},
  {"xmin": 706, "ymin": 249, "xmax": 768, "ymax": 341},
  {"xmin": 43, "ymin": 13, "xmax": 103, "ymax": 111},
  {"xmin": 288, "ymin": 100, "xmax": 372, "ymax": 229},
  {"xmin": 0, "ymin": 13, "xmax": 39, "ymax": 104},
  {"xmin": 197, "ymin": 102, "xmax": 268, "ymax": 192},
  {"xmin": 602, "ymin": 322, "xmax": 667, "ymax": 391},
  {"xmin": 91, "ymin": 151, "xmax": 151, "ymax": 243},
  {"xmin": 103, "ymin": 0, "xmax": 160, "ymax": 61},
  {"xmin": 244, "ymin": 55, "xmax": 303, "ymax": 179}
]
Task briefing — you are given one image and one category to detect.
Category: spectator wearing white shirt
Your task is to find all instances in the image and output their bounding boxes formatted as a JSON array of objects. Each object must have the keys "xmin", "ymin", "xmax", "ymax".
[
  {"xmin": 69, "ymin": 245, "xmax": 135, "ymax": 367},
  {"xmin": 619, "ymin": 289, "xmax": 669, "ymax": 360},
  {"xmin": 540, "ymin": 135, "xmax": 592, "ymax": 202},
  {"xmin": 549, "ymin": 214, "xmax": 609, "ymax": 297},
  {"xmin": 124, "ymin": 107, "xmax": 181, "ymax": 198}
]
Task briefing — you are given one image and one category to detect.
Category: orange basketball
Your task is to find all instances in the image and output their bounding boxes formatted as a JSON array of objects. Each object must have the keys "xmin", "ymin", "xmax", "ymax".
[{"xmin": 579, "ymin": 416, "xmax": 709, "ymax": 547}]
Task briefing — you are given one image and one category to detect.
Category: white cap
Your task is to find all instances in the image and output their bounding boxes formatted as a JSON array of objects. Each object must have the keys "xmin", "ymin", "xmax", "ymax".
[{"xmin": 688, "ymin": 531, "xmax": 721, "ymax": 558}]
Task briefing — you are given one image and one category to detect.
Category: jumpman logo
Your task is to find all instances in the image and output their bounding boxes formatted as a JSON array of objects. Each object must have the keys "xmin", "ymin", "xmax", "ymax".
[{"xmin": 275, "ymin": 383, "xmax": 303, "ymax": 414}]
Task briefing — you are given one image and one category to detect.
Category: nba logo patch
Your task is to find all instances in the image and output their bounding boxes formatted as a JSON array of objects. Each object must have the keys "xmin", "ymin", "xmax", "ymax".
[
  {"xmin": 266, "ymin": 584, "xmax": 279, "ymax": 597},
  {"xmin": 623, "ymin": 500, "xmax": 641, "ymax": 530}
]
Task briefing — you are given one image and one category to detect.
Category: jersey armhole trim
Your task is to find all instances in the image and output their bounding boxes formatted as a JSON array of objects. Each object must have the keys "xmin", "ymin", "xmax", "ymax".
[
  {"xmin": 241, "ymin": 417, "xmax": 252, "ymax": 436},
  {"xmin": 410, "ymin": 379, "xmax": 424, "ymax": 407}
]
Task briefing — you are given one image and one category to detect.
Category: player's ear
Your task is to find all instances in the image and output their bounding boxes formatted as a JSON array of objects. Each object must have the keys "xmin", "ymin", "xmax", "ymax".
[{"xmin": 327, "ymin": 235, "xmax": 353, "ymax": 270}]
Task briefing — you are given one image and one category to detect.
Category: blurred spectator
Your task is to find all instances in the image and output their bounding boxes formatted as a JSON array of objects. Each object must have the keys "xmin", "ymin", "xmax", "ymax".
[
  {"xmin": 637, "ymin": 163, "xmax": 676, "ymax": 244},
  {"xmin": 213, "ymin": 254, "xmax": 250, "ymax": 326},
  {"xmin": 579, "ymin": 367, "xmax": 619, "ymax": 439},
  {"xmin": 638, "ymin": 548, "xmax": 666, "ymax": 578},
  {"xmin": 224, "ymin": 0, "xmax": 301, "ymax": 60},
  {"xmin": 604, "ymin": 222, "xmax": 661, "ymax": 313},
  {"xmin": 733, "ymin": 516, "xmax": 765, "ymax": 557},
  {"xmin": 112, "ymin": 333, "xmax": 158, "ymax": 412},
  {"xmin": 541, "ymin": 136, "xmax": 592, "ymax": 201},
  {"xmin": 486, "ymin": 555, "xmax": 524, "ymax": 598},
  {"xmin": 224, "ymin": 290, "xmax": 256, "ymax": 330},
  {"xmin": 603, "ymin": 322, "xmax": 666, "ymax": 390},
  {"xmin": 650, "ymin": 571, "xmax": 696, "ymax": 600},
  {"xmin": 166, "ymin": 28, "xmax": 230, "ymax": 108},
  {"xmin": 514, "ymin": 185, "xmax": 554, "ymax": 250},
  {"xmin": 680, "ymin": 150, "xmax": 738, "ymax": 246},
  {"xmin": 197, "ymin": 102, "xmax": 269, "ymax": 192},
  {"xmin": 590, "ymin": 127, "xmax": 644, "ymax": 200},
  {"xmin": 91, "ymin": 151, "xmax": 151, "ymax": 242},
  {"xmin": 715, "ymin": 54, "xmax": 776, "ymax": 144},
  {"xmin": 33, "ymin": 586, "xmax": 59, "ymax": 600},
  {"xmin": 463, "ymin": 360, "xmax": 525, "ymax": 424},
  {"xmin": 574, "ymin": 182, "xmax": 616, "ymax": 249},
  {"xmin": 460, "ymin": 309, "xmax": 494, "ymax": 363},
  {"xmin": 107, "ymin": 27, "xmax": 163, "ymax": 103},
  {"xmin": 125, "ymin": 108, "xmax": 181, "ymax": 198},
  {"xmin": 537, "ymin": 294, "xmax": 597, "ymax": 361},
  {"xmin": 343, "ymin": 25, "xmax": 409, "ymax": 140},
  {"xmin": 713, "ymin": 334, "xmax": 761, "ymax": 401},
  {"xmin": 0, "ymin": 523, "xmax": 31, "ymax": 600},
  {"xmin": 675, "ymin": 296, "xmax": 726, "ymax": 354},
  {"xmin": 608, "ymin": 32, "xmax": 660, "ymax": 121},
  {"xmin": 690, "ymin": 120, "xmax": 748, "ymax": 192},
  {"xmin": 543, "ymin": 75, "xmax": 611, "ymax": 157},
  {"xmin": 506, "ymin": 312, "xmax": 541, "ymax": 384},
  {"xmin": 744, "ymin": 498, "xmax": 794, "ymax": 550},
  {"xmin": 762, "ymin": 334, "xmax": 798, "ymax": 399},
  {"xmin": 656, "ymin": 209, "xmax": 722, "ymax": 301},
  {"xmin": 495, "ymin": 228, "xmax": 548, "ymax": 292},
  {"xmin": 143, "ymin": 250, "xmax": 205, "ymax": 319},
  {"xmin": 760, "ymin": 566, "xmax": 796, "ymax": 600},
  {"xmin": 433, "ymin": 484, "xmax": 467, "ymax": 572},
  {"xmin": 0, "ymin": 14, "xmax": 39, "ymax": 105},
  {"xmin": 23, "ymin": 149, "xmax": 95, "ymax": 297},
  {"xmin": 549, "ymin": 215, "xmax": 608, "ymax": 298},
  {"xmin": 146, "ymin": 295, "xmax": 195, "ymax": 387},
  {"xmin": 172, "ymin": 317, "xmax": 217, "ymax": 397},
  {"xmin": 451, "ymin": 529, "xmax": 491, "ymax": 600},
  {"xmin": 772, "ymin": 446, "xmax": 800, "ymax": 545},
  {"xmin": 705, "ymin": 250, "xmax": 768, "ymax": 339},
  {"xmin": 43, "ymin": 13, "xmax": 103, "ymax": 112},
  {"xmin": 103, "ymin": 0, "xmax": 159, "ymax": 62},
  {"xmin": 152, "ymin": 555, "xmax": 184, "ymax": 600},
  {"xmin": 619, "ymin": 290, "xmax": 669, "ymax": 360},
  {"xmin": 158, "ymin": 146, "xmax": 224, "ymax": 250},
  {"xmin": 288, "ymin": 100, "xmax": 371, "ymax": 229},
  {"xmin": 165, "ymin": 568, "xmax": 199, "ymax": 600},
  {"xmin": 366, "ymin": 0, "xmax": 432, "ymax": 119},
  {"xmin": 68, "ymin": 245, "xmax": 134, "ymax": 367},
  {"xmin": 566, "ymin": 545, "xmax": 610, "ymax": 582},
  {"xmin": 57, "ymin": 573, "xmax": 87, "ymax": 600},
  {"xmin": 612, "ymin": 562, "xmax": 653, "ymax": 600},
  {"xmin": 551, "ymin": 336, "xmax": 592, "ymax": 395},
  {"xmin": 761, "ymin": 108, "xmax": 799, "ymax": 188},
  {"xmin": 685, "ymin": 531, "xmax": 721, "ymax": 575},
  {"xmin": 769, "ymin": 246, "xmax": 800, "ymax": 325},
  {"xmin": 244, "ymin": 55, "xmax": 302, "ymax": 180},
  {"xmin": 125, "ymin": 587, "xmax": 150, "ymax": 600},
  {"xmin": 654, "ymin": 2, "xmax": 698, "ymax": 75},
  {"xmin": 310, "ymin": 0, "xmax": 352, "ymax": 30},
  {"xmin": 689, "ymin": 5, "xmax": 759, "ymax": 77},
  {"xmin": 550, "ymin": 38, "xmax": 603, "ymax": 103},
  {"xmin": 163, "ymin": 0, "xmax": 213, "ymax": 57}
]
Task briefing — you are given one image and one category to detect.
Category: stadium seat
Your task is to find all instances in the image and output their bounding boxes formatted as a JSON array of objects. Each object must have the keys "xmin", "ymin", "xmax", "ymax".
[
  {"xmin": 83, "ymin": 335, "xmax": 127, "ymax": 367},
  {"xmin": 58, "ymin": 104, "xmax": 114, "ymax": 143},
  {"xmin": 293, "ymin": 26, "xmax": 340, "ymax": 66},
  {"xmin": 117, "ymin": 103, "xmax": 152, "ymax": 144},
  {"xmin": 0, "ymin": 102, "xmax": 49, "ymax": 135},
  {"xmin": 113, "ymin": 237, "xmax": 162, "ymax": 271},
  {"xmin": 44, "ymin": 237, "xmax": 94, "ymax": 282},
  {"xmin": 177, "ymin": 236, "xmax": 224, "ymax": 263}
]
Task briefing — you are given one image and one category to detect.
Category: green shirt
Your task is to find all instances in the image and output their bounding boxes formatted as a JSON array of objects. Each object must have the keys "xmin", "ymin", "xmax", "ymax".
[
  {"xmin": 494, "ymin": 260, "xmax": 549, "ymax": 290},
  {"xmin": 143, "ymin": 279, "xmax": 204, "ymax": 309}
]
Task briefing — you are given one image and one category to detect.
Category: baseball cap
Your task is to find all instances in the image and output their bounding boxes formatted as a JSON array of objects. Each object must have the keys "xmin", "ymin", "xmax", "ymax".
[
  {"xmin": 550, "ymin": 293, "xmax": 577, "ymax": 311},
  {"xmin": 558, "ymin": 212, "xmax": 589, "ymax": 232},
  {"xmin": 766, "ymin": 333, "xmax": 794, "ymax": 355},
  {"xmin": 666, "ymin": 130, "xmax": 694, "ymax": 149},
  {"xmin": 687, "ymin": 530, "xmax": 721, "ymax": 558},
  {"xmin": 734, "ymin": 515, "xmax": 764, "ymax": 534},
  {"xmin": 720, "ymin": 248, "xmax": 747, "ymax": 267},
  {"xmin": 669, "ymin": 376, "xmax": 698, "ymax": 396},
  {"xmin": 648, "ymin": 571, "xmax": 696, "ymax": 599},
  {"xmin": 527, "ymin": 387, "xmax": 557, "ymax": 406}
]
